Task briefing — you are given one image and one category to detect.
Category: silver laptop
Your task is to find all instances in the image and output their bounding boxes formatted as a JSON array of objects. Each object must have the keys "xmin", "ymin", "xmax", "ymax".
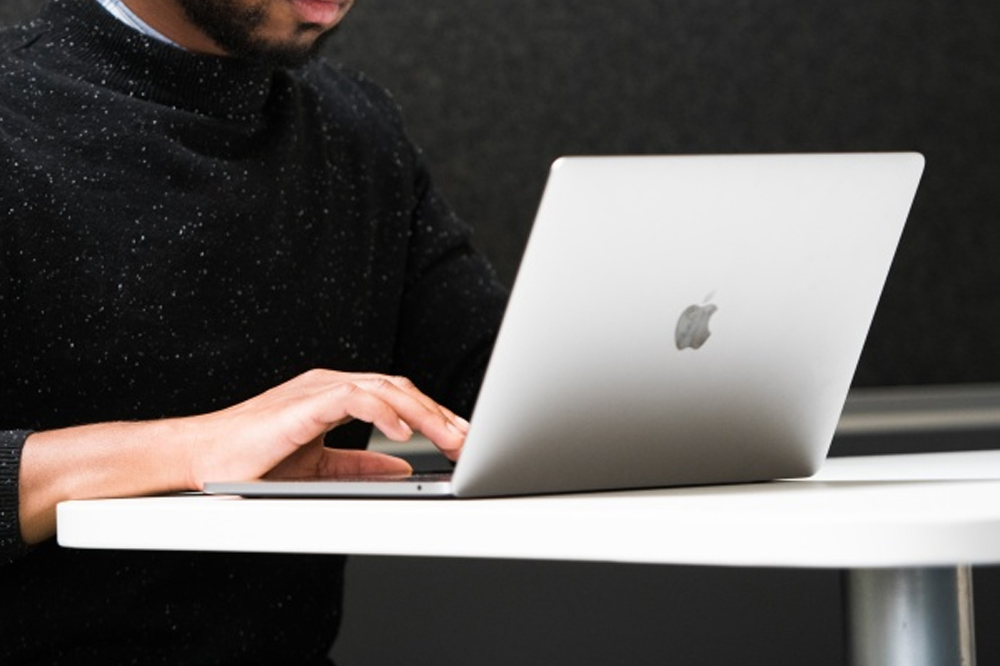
[{"xmin": 206, "ymin": 153, "xmax": 925, "ymax": 498}]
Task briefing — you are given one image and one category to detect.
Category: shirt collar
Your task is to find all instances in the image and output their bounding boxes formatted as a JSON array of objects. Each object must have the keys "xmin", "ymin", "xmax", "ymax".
[{"xmin": 93, "ymin": 0, "xmax": 182, "ymax": 48}]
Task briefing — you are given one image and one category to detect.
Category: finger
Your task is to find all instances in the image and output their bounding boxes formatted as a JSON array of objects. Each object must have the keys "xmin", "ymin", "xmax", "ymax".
[
  {"xmin": 324, "ymin": 376, "xmax": 447, "ymax": 434},
  {"xmin": 281, "ymin": 371, "xmax": 466, "ymax": 455},
  {"xmin": 440, "ymin": 406, "xmax": 472, "ymax": 433},
  {"xmin": 290, "ymin": 370, "xmax": 468, "ymax": 435},
  {"xmin": 352, "ymin": 378, "xmax": 467, "ymax": 455},
  {"xmin": 276, "ymin": 379, "xmax": 413, "ymax": 444},
  {"xmin": 376, "ymin": 375, "xmax": 470, "ymax": 434}
]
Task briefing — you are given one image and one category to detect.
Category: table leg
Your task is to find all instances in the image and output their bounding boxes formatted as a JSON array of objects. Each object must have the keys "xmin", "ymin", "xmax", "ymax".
[{"xmin": 845, "ymin": 566, "xmax": 976, "ymax": 666}]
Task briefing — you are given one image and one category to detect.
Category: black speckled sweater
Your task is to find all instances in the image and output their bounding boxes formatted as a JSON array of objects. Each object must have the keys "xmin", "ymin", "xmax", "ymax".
[{"xmin": 0, "ymin": 1, "xmax": 508, "ymax": 663}]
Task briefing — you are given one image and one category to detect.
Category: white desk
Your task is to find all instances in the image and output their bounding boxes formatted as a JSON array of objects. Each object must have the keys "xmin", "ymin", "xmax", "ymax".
[{"xmin": 58, "ymin": 450, "xmax": 1000, "ymax": 666}]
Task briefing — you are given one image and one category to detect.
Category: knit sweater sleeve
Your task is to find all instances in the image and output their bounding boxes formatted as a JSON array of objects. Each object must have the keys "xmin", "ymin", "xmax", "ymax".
[
  {"xmin": 0, "ymin": 149, "xmax": 31, "ymax": 564},
  {"xmin": 333, "ymin": 68, "xmax": 510, "ymax": 415},
  {"xmin": 392, "ymin": 157, "xmax": 510, "ymax": 417},
  {"xmin": 0, "ymin": 430, "xmax": 30, "ymax": 564}
]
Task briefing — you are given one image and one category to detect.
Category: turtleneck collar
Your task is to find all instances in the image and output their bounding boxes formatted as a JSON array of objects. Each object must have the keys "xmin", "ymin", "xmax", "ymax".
[{"xmin": 35, "ymin": 0, "xmax": 279, "ymax": 119}]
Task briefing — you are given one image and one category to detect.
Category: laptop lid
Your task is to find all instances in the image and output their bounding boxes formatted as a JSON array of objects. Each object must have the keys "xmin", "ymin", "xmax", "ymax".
[{"xmin": 206, "ymin": 152, "xmax": 924, "ymax": 499}]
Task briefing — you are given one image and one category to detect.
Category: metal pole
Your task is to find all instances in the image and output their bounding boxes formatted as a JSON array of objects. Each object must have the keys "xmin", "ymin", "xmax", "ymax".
[{"xmin": 845, "ymin": 566, "xmax": 976, "ymax": 666}]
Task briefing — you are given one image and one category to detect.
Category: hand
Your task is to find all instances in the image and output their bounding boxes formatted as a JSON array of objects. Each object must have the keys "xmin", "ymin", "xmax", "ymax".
[
  {"xmin": 19, "ymin": 370, "xmax": 469, "ymax": 544},
  {"xmin": 183, "ymin": 370, "xmax": 470, "ymax": 489}
]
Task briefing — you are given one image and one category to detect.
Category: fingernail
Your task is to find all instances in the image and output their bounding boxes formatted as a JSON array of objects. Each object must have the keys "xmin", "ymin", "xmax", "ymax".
[
  {"xmin": 397, "ymin": 419, "xmax": 413, "ymax": 437},
  {"xmin": 446, "ymin": 415, "xmax": 470, "ymax": 434}
]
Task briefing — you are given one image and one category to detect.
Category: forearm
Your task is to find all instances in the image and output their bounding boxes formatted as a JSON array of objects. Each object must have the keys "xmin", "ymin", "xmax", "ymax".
[{"xmin": 18, "ymin": 419, "xmax": 196, "ymax": 545}]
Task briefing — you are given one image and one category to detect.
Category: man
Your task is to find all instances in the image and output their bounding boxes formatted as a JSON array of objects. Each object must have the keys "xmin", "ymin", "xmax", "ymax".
[{"xmin": 0, "ymin": 0, "xmax": 508, "ymax": 663}]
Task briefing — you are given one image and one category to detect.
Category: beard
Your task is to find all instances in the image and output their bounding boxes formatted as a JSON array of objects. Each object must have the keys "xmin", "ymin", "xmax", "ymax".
[{"xmin": 173, "ymin": 0, "xmax": 336, "ymax": 67}]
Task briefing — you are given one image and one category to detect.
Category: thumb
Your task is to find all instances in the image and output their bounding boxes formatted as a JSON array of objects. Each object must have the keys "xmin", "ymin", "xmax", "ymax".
[
  {"xmin": 325, "ymin": 449, "xmax": 414, "ymax": 478},
  {"xmin": 268, "ymin": 447, "xmax": 413, "ymax": 480}
]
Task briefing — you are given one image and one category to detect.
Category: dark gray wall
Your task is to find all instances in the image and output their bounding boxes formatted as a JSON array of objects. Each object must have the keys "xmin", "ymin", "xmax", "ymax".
[
  {"xmin": 335, "ymin": 558, "xmax": 846, "ymax": 666},
  {"xmin": 3, "ymin": 3, "xmax": 999, "ymax": 666}
]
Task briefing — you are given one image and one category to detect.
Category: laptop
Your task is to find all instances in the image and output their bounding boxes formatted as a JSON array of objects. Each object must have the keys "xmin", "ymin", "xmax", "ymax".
[{"xmin": 206, "ymin": 152, "xmax": 925, "ymax": 498}]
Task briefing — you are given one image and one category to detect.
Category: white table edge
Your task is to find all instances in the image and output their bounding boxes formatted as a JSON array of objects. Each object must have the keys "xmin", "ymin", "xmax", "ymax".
[{"xmin": 56, "ymin": 450, "xmax": 1000, "ymax": 570}]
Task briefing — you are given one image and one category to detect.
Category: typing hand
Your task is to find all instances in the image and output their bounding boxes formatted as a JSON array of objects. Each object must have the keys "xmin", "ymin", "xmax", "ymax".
[{"xmin": 184, "ymin": 370, "xmax": 470, "ymax": 488}]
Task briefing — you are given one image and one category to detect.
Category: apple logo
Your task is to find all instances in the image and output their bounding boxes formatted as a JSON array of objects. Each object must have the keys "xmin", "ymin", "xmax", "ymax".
[{"xmin": 675, "ymin": 300, "xmax": 718, "ymax": 350}]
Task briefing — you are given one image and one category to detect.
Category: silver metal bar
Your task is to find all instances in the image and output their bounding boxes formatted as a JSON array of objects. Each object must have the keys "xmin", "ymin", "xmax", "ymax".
[
  {"xmin": 845, "ymin": 566, "xmax": 976, "ymax": 666},
  {"xmin": 837, "ymin": 384, "xmax": 1000, "ymax": 436}
]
